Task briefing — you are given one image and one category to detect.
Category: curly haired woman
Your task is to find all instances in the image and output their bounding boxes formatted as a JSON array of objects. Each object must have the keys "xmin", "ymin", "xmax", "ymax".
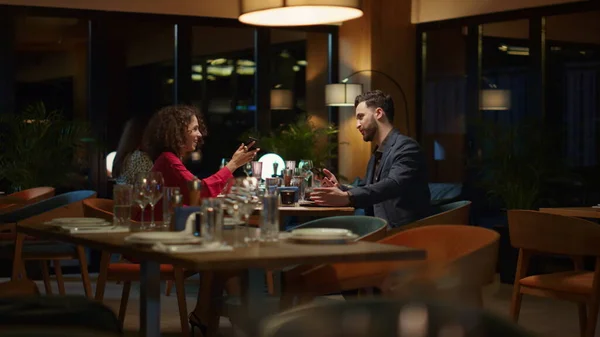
[{"xmin": 143, "ymin": 104, "xmax": 259, "ymax": 209}]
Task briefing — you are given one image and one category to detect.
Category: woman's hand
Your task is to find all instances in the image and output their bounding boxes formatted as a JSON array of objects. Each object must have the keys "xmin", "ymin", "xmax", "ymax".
[{"xmin": 226, "ymin": 142, "xmax": 260, "ymax": 172}]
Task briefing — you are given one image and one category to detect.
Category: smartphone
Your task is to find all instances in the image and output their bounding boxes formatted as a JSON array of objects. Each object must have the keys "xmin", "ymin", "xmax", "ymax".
[{"xmin": 245, "ymin": 137, "xmax": 258, "ymax": 150}]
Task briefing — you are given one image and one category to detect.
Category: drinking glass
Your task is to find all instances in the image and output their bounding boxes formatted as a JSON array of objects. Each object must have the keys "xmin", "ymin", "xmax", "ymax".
[
  {"xmin": 222, "ymin": 196, "xmax": 245, "ymax": 248},
  {"xmin": 260, "ymin": 188, "xmax": 280, "ymax": 243},
  {"xmin": 202, "ymin": 198, "xmax": 224, "ymax": 244},
  {"xmin": 251, "ymin": 161, "xmax": 263, "ymax": 180},
  {"xmin": 113, "ymin": 184, "xmax": 132, "ymax": 227},
  {"xmin": 291, "ymin": 169, "xmax": 306, "ymax": 201},
  {"xmin": 265, "ymin": 177, "xmax": 282, "ymax": 193},
  {"xmin": 285, "ymin": 160, "xmax": 296, "ymax": 170},
  {"xmin": 243, "ymin": 162, "xmax": 252, "ymax": 177},
  {"xmin": 162, "ymin": 187, "xmax": 182, "ymax": 230},
  {"xmin": 132, "ymin": 173, "xmax": 151, "ymax": 231},
  {"xmin": 145, "ymin": 172, "xmax": 164, "ymax": 228}
]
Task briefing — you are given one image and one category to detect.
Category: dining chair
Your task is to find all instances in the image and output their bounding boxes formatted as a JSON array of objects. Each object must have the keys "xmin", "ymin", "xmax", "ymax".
[
  {"xmin": 507, "ymin": 210, "xmax": 600, "ymax": 337},
  {"xmin": 280, "ymin": 224, "xmax": 499, "ymax": 310},
  {"xmin": 84, "ymin": 198, "xmax": 194, "ymax": 336},
  {"xmin": 0, "ymin": 187, "xmax": 55, "ymax": 217},
  {"xmin": 4, "ymin": 190, "xmax": 97, "ymax": 297},
  {"xmin": 389, "ymin": 200, "xmax": 471, "ymax": 234}
]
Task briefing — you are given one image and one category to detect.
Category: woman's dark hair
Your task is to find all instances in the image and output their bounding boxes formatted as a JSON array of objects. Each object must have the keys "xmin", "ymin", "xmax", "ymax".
[
  {"xmin": 143, "ymin": 104, "xmax": 207, "ymax": 161},
  {"xmin": 112, "ymin": 116, "xmax": 148, "ymax": 178}
]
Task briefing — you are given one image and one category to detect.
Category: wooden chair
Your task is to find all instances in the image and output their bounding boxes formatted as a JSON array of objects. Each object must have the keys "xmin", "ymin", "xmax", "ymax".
[
  {"xmin": 280, "ymin": 224, "xmax": 498, "ymax": 310},
  {"xmin": 83, "ymin": 198, "xmax": 193, "ymax": 336},
  {"xmin": 0, "ymin": 279, "xmax": 40, "ymax": 297},
  {"xmin": 507, "ymin": 210, "xmax": 600, "ymax": 337},
  {"xmin": 0, "ymin": 187, "xmax": 55, "ymax": 219},
  {"xmin": 389, "ymin": 200, "xmax": 471, "ymax": 234},
  {"xmin": 6, "ymin": 190, "xmax": 96, "ymax": 297}
]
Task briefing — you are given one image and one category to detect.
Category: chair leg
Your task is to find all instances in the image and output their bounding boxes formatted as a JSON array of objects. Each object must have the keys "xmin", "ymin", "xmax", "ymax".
[
  {"xmin": 53, "ymin": 260, "xmax": 66, "ymax": 295},
  {"xmin": 39, "ymin": 261, "xmax": 53, "ymax": 295},
  {"xmin": 76, "ymin": 246, "xmax": 92, "ymax": 298},
  {"xmin": 266, "ymin": 270, "xmax": 274, "ymax": 295},
  {"xmin": 165, "ymin": 280, "xmax": 173, "ymax": 296},
  {"xmin": 578, "ymin": 303, "xmax": 588, "ymax": 337},
  {"xmin": 118, "ymin": 281, "xmax": 132, "ymax": 325},
  {"xmin": 11, "ymin": 233, "xmax": 26, "ymax": 281},
  {"xmin": 174, "ymin": 268, "xmax": 190, "ymax": 337},
  {"xmin": 95, "ymin": 251, "xmax": 111, "ymax": 301},
  {"xmin": 510, "ymin": 249, "xmax": 529, "ymax": 322}
]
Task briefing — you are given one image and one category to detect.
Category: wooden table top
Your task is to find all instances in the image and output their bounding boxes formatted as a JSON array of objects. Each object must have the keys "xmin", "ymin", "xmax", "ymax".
[
  {"xmin": 539, "ymin": 207, "xmax": 600, "ymax": 219},
  {"xmin": 17, "ymin": 223, "xmax": 425, "ymax": 271}
]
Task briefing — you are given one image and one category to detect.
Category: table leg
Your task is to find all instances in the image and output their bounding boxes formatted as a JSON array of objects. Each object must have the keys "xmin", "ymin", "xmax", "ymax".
[
  {"xmin": 238, "ymin": 268, "xmax": 280, "ymax": 335},
  {"xmin": 140, "ymin": 261, "xmax": 161, "ymax": 337}
]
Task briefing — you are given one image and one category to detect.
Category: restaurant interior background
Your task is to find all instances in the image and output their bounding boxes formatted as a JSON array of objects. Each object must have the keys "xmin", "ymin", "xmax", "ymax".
[{"xmin": 1, "ymin": 0, "xmax": 600, "ymax": 276}]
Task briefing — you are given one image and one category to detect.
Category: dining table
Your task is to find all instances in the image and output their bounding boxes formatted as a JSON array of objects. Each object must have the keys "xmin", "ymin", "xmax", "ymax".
[
  {"xmin": 538, "ymin": 207, "xmax": 600, "ymax": 219},
  {"xmin": 14, "ymin": 222, "xmax": 426, "ymax": 337}
]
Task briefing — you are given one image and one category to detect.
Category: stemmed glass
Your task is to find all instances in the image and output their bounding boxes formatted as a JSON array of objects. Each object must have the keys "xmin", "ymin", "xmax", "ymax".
[
  {"xmin": 227, "ymin": 177, "xmax": 260, "ymax": 244},
  {"xmin": 132, "ymin": 173, "xmax": 151, "ymax": 231},
  {"xmin": 243, "ymin": 162, "xmax": 252, "ymax": 177},
  {"xmin": 145, "ymin": 172, "xmax": 164, "ymax": 229},
  {"xmin": 299, "ymin": 159, "xmax": 314, "ymax": 198}
]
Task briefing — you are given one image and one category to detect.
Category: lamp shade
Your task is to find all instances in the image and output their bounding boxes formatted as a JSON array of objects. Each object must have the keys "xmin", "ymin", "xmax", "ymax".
[
  {"xmin": 239, "ymin": 0, "xmax": 363, "ymax": 26},
  {"xmin": 270, "ymin": 89, "xmax": 294, "ymax": 110},
  {"xmin": 480, "ymin": 89, "xmax": 511, "ymax": 110},
  {"xmin": 325, "ymin": 83, "xmax": 363, "ymax": 106}
]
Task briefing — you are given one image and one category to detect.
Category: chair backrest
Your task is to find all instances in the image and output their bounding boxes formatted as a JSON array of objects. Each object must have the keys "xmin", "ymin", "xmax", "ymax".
[
  {"xmin": 261, "ymin": 298, "xmax": 534, "ymax": 337},
  {"xmin": 508, "ymin": 210, "xmax": 600, "ymax": 256},
  {"xmin": 1, "ymin": 190, "xmax": 97, "ymax": 224},
  {"xmin": 83, "ymin": 198, "xmax": 114, "ymax": 222},
  {"xmin": 290, "ymin": 216, "xmax": 388, "ymax": 242},
  {"xmin": 381, "ymin": 225, "xmax": 499, "ymax": 287},
  {"xmin": 0, "ymin": 187, "xmax": 56, "ymax": 214},
  {"xmin": 389, "ymin": 200, "xmax": 471, "ymax": 234}
]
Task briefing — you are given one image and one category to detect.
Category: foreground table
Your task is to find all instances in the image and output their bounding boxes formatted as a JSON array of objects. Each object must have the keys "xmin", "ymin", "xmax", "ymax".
[
  {"xmin": 539, "ymin": 207, "xmax": 600, "ymax": 219},
  {"xmin": 15, "ymin": 223, "xmax": 425, "ymax": 337}
]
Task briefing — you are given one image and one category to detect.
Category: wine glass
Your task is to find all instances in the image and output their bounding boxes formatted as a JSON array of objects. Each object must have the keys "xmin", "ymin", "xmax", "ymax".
[
  {"xmin": 132, "ymin": 173, "xmax": 151, "ymax": 231},
  {"xmin": 145, "ymin": 172, "xmax": 164, "ymax": 229},
  {"xmin": 299, "ymin": 159, "xmax": 314, "ymax": 198},
  {"xmin": 230, "ymin": 177, "xmax": 260, "ymax": 244},
  {"xmin": 243, "ymin": 162, "xmax": 252, "ymax": 177}
]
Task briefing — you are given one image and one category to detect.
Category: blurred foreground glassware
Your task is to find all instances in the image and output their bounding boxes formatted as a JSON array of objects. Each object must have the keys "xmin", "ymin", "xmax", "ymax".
[
  {"xmin": 260, "ymin": 188, "xmax": 279, "ymax": 242},
  {"xmin": 162, "ymin": 187, "xmax": 182, "ymax": 230},
  {"xmin": 202, "ymin": 198, "xmax": 223, "ymax": 244},
  {"xmin": 113, "ymin": 184, "xmax": 132, "ymax": 227}
]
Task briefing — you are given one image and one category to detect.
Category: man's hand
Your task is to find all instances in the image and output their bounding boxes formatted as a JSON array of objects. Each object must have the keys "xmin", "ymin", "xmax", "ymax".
[
  {"xmin": 310, "ymin": 187, "xmax": 350, "ymax": 206},
  {"xmin": 320, "ymin": 169, "xmax": 341, "ymax": 188}
]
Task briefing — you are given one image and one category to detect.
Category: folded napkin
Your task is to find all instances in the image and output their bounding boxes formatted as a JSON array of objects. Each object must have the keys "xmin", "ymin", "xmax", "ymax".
[
  {"xmin": 152, "ymin": 242, "xmax": 234, "ymax": 253},
  {"xmin": 63, "ymin": 226, "xmax": 130, "ymax": 234}
]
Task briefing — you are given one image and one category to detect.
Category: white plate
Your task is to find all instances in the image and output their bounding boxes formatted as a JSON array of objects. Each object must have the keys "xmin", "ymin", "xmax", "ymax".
[
  {"xmin": 124, "ymin": 232, "xmax": 202, "ymax": 245},
  {"xmin": 291, "ymin": 228, "xmax": 351, "ymax": 237},
  {"xmin": 51, "ymin": 217, "xmax": 107, "ymax": 224},
  {"xmin": 286, "ymin": 233, "xmax": 359, "ymax": 244}
]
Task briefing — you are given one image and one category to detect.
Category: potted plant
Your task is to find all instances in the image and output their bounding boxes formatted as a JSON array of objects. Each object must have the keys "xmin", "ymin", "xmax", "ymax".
[
  {"xmin": 243, "ymin": 114, "xmax": 344, "ymax": 170},
  {"xmin": 0, "ymin": 102, "xmax": 92, "ymax": 193},
  {"xmin": 469, "ymin": 117, "xmax": 565, "ymax": 283}
]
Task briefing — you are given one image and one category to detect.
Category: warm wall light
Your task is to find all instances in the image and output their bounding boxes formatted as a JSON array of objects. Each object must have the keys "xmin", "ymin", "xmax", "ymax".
[
  {"xmin": 270, "ymin": 89, "xmax": 294, "ymax": 110},
  {"xmin": 325, "ymin": 83, "xmax": 363, "ymax": 106},
  {"xmin": 239, "ymin": 0, "xmax": 363, "ymax": 26},
  {"xmin": 480, "ymin": 89, "xmax": 511, "ymax": 110}
]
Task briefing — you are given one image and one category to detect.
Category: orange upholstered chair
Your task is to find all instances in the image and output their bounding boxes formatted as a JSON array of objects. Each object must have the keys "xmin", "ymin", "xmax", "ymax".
[
  {"xmin": 83, "ymin": 198, "xmax": 194, "ymax": 336},
  {"xmin": 508, "ymin": 210, "xmax": 600, "ymax": 337},
  {"xmin": 281, "ymin": 224, "xmax": 499, "ymax": 310}
]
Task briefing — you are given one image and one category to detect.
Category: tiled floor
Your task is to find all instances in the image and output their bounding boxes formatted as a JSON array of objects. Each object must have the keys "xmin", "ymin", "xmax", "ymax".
[{"xmin": 1, "ymin": 274, "xmax": 593, "ymax": 337}]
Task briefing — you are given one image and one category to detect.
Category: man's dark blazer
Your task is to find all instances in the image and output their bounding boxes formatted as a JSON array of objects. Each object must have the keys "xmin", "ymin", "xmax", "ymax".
[{"xmin": 346, "ymin": 129, "xmax": 431, "ymax": 228}]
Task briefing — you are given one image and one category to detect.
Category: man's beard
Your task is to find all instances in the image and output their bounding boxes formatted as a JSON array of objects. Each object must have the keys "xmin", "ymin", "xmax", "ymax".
[{"xmin": 362, "ymin": 127, "xmax": 376, "ymax": 142}]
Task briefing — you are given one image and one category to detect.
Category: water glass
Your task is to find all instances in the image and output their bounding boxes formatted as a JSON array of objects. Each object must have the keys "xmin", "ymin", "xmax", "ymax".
[
  {"xmin": 260, "ymin": 189, "xmax": 280, "ymax": 242},
  {"xmin": 291, "ymin": 174, "xmax": 305, "ymax": 201},
  {"xmin": 285, "ymin": 160, "xmax": 296, "ymax": 170},
  {"xmin": 202, "ymin": 198, "xmax": 224, "ymax": 244},
  {"xmin": 251, "ymin": 161, "xmax": 263, "ymax": 180},
  {"xmin": 162, "ymin": 187, "xmax": 182, "ymax": 230},
  {"xmin": 113, "ymin": 184, "xmax": 132, "ymax": 227},
  {"xmin": 265, "ymin": 177, "xmax": 282, "ymax": 193}
]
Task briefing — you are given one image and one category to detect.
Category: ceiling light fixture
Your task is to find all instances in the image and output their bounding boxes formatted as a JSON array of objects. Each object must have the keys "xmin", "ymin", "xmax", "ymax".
[{"xmin": 238, "ymin": 0, "xmax": 363, "ymax": 26}]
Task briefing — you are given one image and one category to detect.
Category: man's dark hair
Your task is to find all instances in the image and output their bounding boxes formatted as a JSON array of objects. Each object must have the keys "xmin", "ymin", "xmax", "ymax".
[{"xmin": 354, "ymin": 90, "xmax": 395, "ymax": 123}]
